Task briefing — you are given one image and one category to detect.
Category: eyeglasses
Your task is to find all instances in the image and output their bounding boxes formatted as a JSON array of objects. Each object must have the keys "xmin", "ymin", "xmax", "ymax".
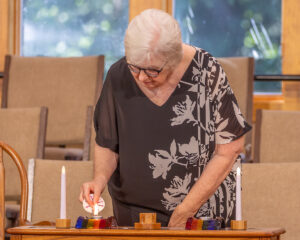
[{"xmin": 127, "ymin": 62, "xmax": 166, "ymax": 78}]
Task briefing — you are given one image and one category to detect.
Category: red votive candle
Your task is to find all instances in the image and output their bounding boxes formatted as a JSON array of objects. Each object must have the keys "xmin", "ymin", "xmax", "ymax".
[
  {"xmin": 185, "ymin": 217, "xmax": 193, "ymax": 230},
  {"xmin": 99, "ymin": 219, "xmax": 107, "ymax": 229}
]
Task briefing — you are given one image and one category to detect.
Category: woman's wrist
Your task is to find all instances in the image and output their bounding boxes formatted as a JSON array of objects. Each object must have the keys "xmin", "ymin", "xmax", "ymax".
[
  {"xmin": 94, "ymin": 174, "xmax": 108, "ymax": 186},
  {"xmin": 180, "ymin": 197, "xmax": 206, "ymax": 216}
]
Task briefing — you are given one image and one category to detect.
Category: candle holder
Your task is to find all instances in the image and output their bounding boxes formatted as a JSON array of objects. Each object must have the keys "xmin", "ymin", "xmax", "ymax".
[
  {"xmin": 56, "ymin": 218, "xmax": 71, "ymax": 229},
  {"xmin": 230, "ymin": 220, "xmax": 247, "ymax": 230},
  {"xmin": 134, "ymin": 213, "xmax": 161, "ymax": 230}
]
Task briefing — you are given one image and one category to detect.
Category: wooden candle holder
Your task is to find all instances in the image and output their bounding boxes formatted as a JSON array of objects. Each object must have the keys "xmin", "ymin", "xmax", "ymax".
[
  {"xmin": 231, "ymin": 220, "xmax": 247, "ymax": 230},
  {"xmin": 134, "ymin": 213, "xmax": 161, "ymax": 230},
  {"xmin": 56, "ymin": 218, "xmax": 71, "ymax": 229}
]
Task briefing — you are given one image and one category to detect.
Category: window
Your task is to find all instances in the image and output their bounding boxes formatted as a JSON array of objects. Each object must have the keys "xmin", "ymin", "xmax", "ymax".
[
  {"xmin": 21, "ymin": 0, "xmax": 128, "ymax": 72},
  {"xmin": 174, "ymin": 0, "xmax": 282, "ymax": 94}
]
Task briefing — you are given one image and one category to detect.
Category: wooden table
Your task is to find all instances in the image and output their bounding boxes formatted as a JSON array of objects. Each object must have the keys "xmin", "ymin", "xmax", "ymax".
[{"xmin": 7, "ymin": 226, "xmax": 285, "ymax": 240}]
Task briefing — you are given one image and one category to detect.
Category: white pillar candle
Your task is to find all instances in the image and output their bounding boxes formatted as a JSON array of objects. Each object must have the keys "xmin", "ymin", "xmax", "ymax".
[
  {"xmin": 60, "ymin": 166, "xmax": 66, "ymax": 219},
  {"xmin": 236, "ymin": 166, "xmax": 242, "ymax": 220}
]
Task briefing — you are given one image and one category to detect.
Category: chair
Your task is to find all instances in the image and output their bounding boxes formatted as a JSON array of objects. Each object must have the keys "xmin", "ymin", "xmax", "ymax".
[
  {"xmin": 83, "ymin": 106, "xmax": 94, "ymax": 161},
  {"xmin": 217, "ymin": 57, "xmax": 254, "ymax": 161},
  {"xmin": 2, "ymin": 55, "xmax": 104, "ymax": 159},
  {"xmin": 0, "ymin": 107, "xmax": 47, "ymax": 199},
  {"xmin": 254, "ymin": 109, "xmax": 300, "ymax": 163},
  {"xmin": 27, "ymin": 159, "xmax": 113, "ymax": 225},
  {"xmin": 242, "ymin": 162, "xmax": 300, "ymax": 240},
  {"xmin": 0, "ymin": 142, "xmax": 28, "ymax": 239}
]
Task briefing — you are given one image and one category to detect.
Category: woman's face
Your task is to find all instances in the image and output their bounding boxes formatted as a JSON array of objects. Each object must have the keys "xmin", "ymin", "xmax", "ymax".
[{"xmin": 128, "ymin": 59, "xmax": 171, "ymax": 89}]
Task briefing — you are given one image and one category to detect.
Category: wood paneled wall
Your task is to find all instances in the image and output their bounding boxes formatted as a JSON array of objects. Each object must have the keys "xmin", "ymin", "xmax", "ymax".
[
  {"xmin": 0, "ymin": 0, "xmax": 9, "ymax": 71},
  {"xmin": 129, "ymin": 0, "xmax": 172, "ymax": 21},
  {"xmin": 282, "ymin": 0, "xmax": 300, "ymax": 74},
  {"xmin": 0, "ymin": 0, "xmax": 20, "ymax": 71},
  {"xmin": 281, "ymin": 0, "xmax": 300, "ymax": 110}
]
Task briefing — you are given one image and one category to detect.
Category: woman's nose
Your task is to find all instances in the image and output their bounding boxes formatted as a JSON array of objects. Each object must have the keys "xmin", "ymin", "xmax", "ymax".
[{"xmin": 138, "ymin": 70, "xmax": 149, "ymax": 82}]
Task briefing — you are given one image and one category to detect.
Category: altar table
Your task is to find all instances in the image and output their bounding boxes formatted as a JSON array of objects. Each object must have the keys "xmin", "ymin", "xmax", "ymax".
[{"xmin": 7, "ymin": 226, "xmax": 285, "ymax": 240}]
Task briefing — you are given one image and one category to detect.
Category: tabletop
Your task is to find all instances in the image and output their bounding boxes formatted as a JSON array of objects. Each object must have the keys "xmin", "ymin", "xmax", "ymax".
[{"xmin": 7, "ymin": 226, "xmax": 286, "ymax": 240}]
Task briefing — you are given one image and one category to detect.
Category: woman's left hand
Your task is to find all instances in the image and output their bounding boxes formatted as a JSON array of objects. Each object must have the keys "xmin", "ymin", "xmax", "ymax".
[{"xmin": 168, "ymin": 204, "xmax": 194, "ymax": 227}]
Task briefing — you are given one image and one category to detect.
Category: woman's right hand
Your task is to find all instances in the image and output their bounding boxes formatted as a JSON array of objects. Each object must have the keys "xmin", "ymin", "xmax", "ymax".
[{"xmin": 79, "ymin": 177, "xmax": 106, "ymax": 207}]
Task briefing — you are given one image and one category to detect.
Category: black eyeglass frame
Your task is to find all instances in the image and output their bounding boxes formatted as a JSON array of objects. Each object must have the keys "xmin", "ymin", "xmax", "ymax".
[{"xmin": 127, "ymin": 62, "xmax": 167, "ymax": 78}]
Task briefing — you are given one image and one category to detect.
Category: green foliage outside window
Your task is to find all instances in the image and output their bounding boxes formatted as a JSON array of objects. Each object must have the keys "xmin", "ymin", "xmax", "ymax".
[
  {"xmin": 21, "ymin": 0, "xmax": 128, "ymax": 72},
  {"xmin": 174, "ymin": 0, "xmax": 282, "ymax": 93}
]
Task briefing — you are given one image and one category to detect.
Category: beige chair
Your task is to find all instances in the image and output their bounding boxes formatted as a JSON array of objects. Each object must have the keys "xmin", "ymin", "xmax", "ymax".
[
  {"xmin": 2, "ymin": 55, "xmax": 104, "ymax": 159},
  {"xmin": 254, "ymin": 109, "xmax": 300, "ymax": 163},
  {"xmin": 242, "ymin": 162, "xmax": 299, "ymax": 240},
  {"xmin": 27, "ymin": 159, "xmax": 113, "ymax": 225},
  {"xmin": 83, "ymin": 106, "xmax": 94, "ymax": 161},
  {"xmin": 0, "ymin": 107, "xmax": 47, "ymax": 199},
  {"xmin": 0, "ymin": 142, "xmax": 28, "ymax": 238},
  {"xmin": 217, "ymin": 57, "xmax": 254, "ymax": 161}
]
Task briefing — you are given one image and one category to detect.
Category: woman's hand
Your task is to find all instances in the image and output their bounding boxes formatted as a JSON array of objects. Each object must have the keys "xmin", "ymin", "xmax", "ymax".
[
  {"xmin": 168, "ymin": 204, "xmax": 195, "ymax": 227},
  {"xmin": 79, "ymin": 145, "xmax": 118, "ymax": 207},
  {"xmin": 79, "ymin": 177, "xmax": 106, "ymax": 207}
]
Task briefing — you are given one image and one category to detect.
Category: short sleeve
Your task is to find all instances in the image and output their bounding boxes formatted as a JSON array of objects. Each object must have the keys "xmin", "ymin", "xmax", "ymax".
[
  {"xmin": 210, "ymin": 59, "xmax": 252, "ymax": 144},
  {"xmin": 94, "ymin": 69, "xmax": 119, "ymax": 153}
]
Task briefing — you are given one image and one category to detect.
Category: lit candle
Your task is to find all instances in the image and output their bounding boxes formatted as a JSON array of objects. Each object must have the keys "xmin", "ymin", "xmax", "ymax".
[
  {"xmin": 60, "ymin": 166, "xmax": 66, "ymax": 219},
  {"xmin": 236, "ymin": 166, "xmax": 242, "ymax": 220},
  {"xmin": 93, "ymin": 203, "xmax": 99, "ymax": 216}
]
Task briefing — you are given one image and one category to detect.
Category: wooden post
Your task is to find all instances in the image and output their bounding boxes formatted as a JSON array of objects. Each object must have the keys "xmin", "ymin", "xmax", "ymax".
[
  {"xmin": 129, "ymin": 0, "xmax": 172, "ymax": 21},
  {"xmin": 282, "ymin": 0, "xmax": 300, "ymax": 110}
]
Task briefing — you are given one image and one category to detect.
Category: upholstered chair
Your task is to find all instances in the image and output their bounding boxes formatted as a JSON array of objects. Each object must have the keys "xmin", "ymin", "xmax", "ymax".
[
  {"xmin": 243, "ymin": 162, "xmax": 300, "ymax": 240},
  {"xmin": 2, "ymin": 55, "xmax": 104, "ymax": 160},
  {"xmin": 254, "ymin": 109, "xmax": 300, "ymax": 163},
  {"xmin": 27, "ymin": 159, "xmax": 113, "ymax": 225}
]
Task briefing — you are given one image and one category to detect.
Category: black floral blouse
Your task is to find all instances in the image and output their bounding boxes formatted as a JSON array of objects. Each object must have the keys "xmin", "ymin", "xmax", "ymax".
[{"xmin": 94, "ymin": 47, "xmax": 251, "ymax": 226}]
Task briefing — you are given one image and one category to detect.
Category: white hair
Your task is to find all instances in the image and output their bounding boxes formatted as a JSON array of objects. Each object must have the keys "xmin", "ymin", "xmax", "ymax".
[{"xmin": 124, "ymin": 9, "xmax": 183, "ymax": 69}]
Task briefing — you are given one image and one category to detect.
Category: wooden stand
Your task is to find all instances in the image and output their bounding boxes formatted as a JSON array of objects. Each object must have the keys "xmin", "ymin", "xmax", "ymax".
[
  {"xmin": 56, "ymin": 219, "xmax": 71, "ymax": 229},
  {"xmin": 134, "ymin": 213, "xmax": 161, "ymax": 230},
  {"xmin": 231, "ymin": 220, "xmax": 247, "ymax": 230}
]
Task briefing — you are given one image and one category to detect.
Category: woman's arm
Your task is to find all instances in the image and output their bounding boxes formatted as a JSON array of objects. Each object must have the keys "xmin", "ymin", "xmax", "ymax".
[
  {"xmin": 79, "ymin": 144, "xmax": 118, "ymax": 206},
  {"xmin": 168, "ymin": 136, "xmax": 244, "ymax": 227}
]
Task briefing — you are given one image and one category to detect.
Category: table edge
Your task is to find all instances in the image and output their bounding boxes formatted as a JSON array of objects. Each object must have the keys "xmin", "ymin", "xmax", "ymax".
[{"xmin": 7, "ymin": 227, "xmax": 286, "ymax": 237}]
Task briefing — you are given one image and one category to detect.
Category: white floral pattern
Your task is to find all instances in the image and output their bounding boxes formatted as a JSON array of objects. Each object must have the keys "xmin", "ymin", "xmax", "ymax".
[{"xmin": 147, "ymin": 48, "xmax": 250, "ymax": 226}]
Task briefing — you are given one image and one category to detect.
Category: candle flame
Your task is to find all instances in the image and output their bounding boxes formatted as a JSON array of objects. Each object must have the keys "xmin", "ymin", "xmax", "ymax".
[
  {"xmin": 62, "ymin": 166, "xmax": 65, "ymax": 174},
  {"xmin": 93, "ymin": 204, "xmax": 99, "ymax": 216},
  {"xmin": 237, "ymin": 166, "xmax": 241, "ymax": 175}
]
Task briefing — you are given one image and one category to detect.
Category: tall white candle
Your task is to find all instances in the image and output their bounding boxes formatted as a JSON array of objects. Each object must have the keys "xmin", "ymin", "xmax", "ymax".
[
  {"xmin": 60, "ymin": 166, "xmax": 66, "ymax": 219},
  {"xmin": 236, "ymin": 166, "xmax": 242, "ymax": 220}
]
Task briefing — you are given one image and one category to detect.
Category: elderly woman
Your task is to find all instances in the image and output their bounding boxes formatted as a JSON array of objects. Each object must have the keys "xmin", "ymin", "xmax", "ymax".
[{"xmin": 79, "ymin": 9, "xmax": 251, "ymax": 227}]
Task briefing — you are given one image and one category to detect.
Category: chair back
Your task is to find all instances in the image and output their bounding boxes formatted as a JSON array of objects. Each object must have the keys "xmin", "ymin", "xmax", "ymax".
[
  {"xmin": 217, "ymin": 57, "xmax": 254, "ymax": 160},
  {"xmin": 2, "ymin": 55, "xmax": 104, "ymax": 146},
  {"xmin": 254, "ymin": 109, "xmax": 300, "ymax": 163},
  {"xmin": 242, "ymin": 162, "xmax": 300, "ymax": 240},
  {"xmin": 0, "ymin": 107, "xmax": 47, "ymax": 198},
  {"xmin": 0, "ymin": 142, "xmax": 28, "ymax": 238},
  {"xmin": 28, "ymin": 159, "xmax": 113, "ymax": 225},
  {"xmin": 83, "ymin": 106, "xmax": 94, "ymax": 161}
]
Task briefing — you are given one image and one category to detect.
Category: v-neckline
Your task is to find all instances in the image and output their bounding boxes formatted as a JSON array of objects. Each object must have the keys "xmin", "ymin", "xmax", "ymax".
[
  {"xmin": 130, "ymin": 49, "xmax": 197, "ymax": 108},
  {"xmin": 132, "ymin": 77, "xmax": 181, "ymax": 108}
]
